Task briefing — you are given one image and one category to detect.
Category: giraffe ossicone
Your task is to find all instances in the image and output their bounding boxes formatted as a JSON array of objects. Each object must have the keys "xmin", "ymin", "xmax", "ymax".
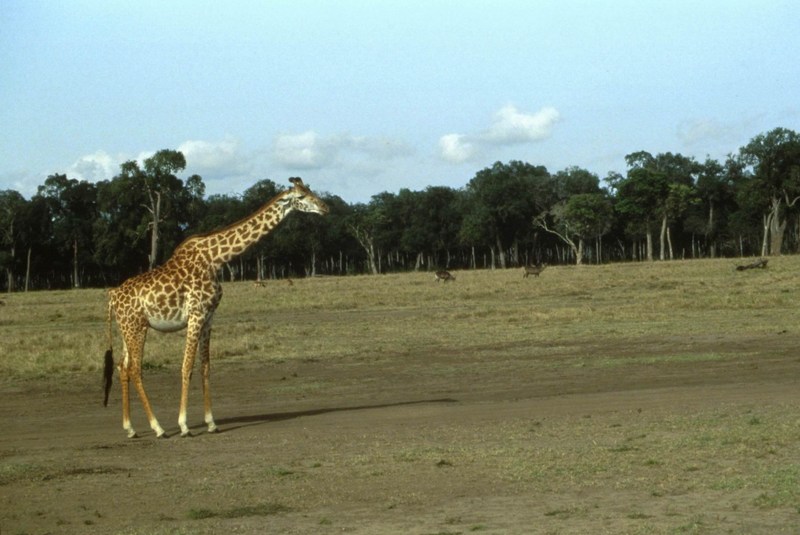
[{"xmin": 103, "ymin": 177, "xmax": 328, "ymax": 438}]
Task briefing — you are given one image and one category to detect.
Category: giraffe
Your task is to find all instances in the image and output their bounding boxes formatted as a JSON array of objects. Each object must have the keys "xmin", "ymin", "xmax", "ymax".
[{"xmin": 102, "ymin": 177, "xmax": 328, "ymax": 438}]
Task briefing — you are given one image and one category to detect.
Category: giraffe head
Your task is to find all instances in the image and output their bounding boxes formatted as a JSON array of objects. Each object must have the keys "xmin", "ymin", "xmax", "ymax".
[{"xmin": 279, "ymin": 177, "xmax": 329, "ymax": 216}]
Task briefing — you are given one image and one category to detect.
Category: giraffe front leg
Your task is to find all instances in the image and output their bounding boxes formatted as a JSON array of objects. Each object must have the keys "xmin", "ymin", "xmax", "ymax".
[
  {"xmin": 178, "ymin": 364, "xmax": 193, "ymax": 437},
  {"xmin": 178, "ymin": 320, "xmax": 203, "ymax": 437}
]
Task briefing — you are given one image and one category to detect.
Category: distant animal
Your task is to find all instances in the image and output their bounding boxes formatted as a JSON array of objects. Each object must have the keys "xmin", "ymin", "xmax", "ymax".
[
  {"xmin": 253, "ymin": 280, "xmax": 268, "ymax": 288},
  {"xmin": 736, "ymin": 258, "xmax": 768, "ymax": 271},
  {"xmin": 522, "ymin": 264, "xmax": 546, "ymax": 278},
  {"xmin": 434, "ymin": 270, "xmax": 455, "ymax": 283}
]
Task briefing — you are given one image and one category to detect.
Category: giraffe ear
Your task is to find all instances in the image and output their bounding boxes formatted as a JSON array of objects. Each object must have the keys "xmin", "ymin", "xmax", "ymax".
[{"xmin": 288, "ymin": 177, "xmax": 304, "ymax": 188}]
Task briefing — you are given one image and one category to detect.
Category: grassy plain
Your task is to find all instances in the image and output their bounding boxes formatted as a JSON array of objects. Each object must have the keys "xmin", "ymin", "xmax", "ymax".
[
  {"xmin": 1, "ymin": 256, "xmax": 799, "ymax": 534},
  {"xmin": 2, "ymin": 255, "xmax": 798, "ymax": 379}
]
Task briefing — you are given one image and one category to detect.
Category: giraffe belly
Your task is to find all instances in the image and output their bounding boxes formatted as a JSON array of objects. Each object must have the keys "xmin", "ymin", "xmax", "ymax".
[{"xmin": 148, "ymin": 316, "xmax": 188, "ymax": 332}]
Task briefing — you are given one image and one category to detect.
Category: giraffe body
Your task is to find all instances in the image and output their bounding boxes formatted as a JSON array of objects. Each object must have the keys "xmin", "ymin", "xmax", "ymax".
[{"xmin": 104, "ymin": 177, "xmax": 328, "ymax": 438}]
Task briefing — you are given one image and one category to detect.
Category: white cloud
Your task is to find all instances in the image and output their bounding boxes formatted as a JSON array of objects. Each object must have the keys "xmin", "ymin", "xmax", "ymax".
[
  {"xmin": 677, "ymin": 118, "xmax": 739, "ymax": 147},
  {"xmin": 272, "ymin": 131, "xmax": 337, "ymax": 169},
  {"xmin": 65, "ymin": 139, "xmax": 249, "ymax": 186},
  {"xmin": 438, "ymin": 104, "xmax": 561, "ymax": 163},
  {"xmin": 178, "ymin": 138, "xmax": 240, "ymax": 171},
  {"xmin": 272, "ymin": 130, "xmax": 413, "ymax": 170},
  {"xmin": 69, "ymin": 150, "xmax": 119, "ymax": 182},
  {"xmin": 485, "ymin": 105, "xmax": 560, "ymax": 143},
  {"xmin": 439, "ymin": 133, "xmax": 476, "ymax": 163}
]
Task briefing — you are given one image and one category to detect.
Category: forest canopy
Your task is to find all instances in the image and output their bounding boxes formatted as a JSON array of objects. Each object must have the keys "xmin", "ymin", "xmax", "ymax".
[{"xmin": 2, "ymin": 127, "xmax": 799, "ymax": 291}]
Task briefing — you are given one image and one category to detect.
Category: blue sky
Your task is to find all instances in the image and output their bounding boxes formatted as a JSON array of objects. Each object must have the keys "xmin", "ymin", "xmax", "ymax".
[{"xmin": 2, "ymin": 1, "xmax": 798, "ymax": 203}]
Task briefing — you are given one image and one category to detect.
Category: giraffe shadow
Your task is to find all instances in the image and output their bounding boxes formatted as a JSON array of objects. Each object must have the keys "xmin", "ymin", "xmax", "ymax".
[{"xmin": 211, "ymin": 398, "xmax": 459, "ymax": 434}]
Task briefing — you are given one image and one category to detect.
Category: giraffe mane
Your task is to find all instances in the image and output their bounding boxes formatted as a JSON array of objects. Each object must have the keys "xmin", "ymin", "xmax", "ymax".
[{"xmin": 174, "ymin": 178, "xmax": 301, "ymax": 248}]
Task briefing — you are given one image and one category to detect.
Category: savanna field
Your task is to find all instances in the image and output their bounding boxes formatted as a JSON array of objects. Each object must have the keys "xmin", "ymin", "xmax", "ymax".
[{"xmin": 1, "ymin": 257, "xmax": 799, "ymax": 534}]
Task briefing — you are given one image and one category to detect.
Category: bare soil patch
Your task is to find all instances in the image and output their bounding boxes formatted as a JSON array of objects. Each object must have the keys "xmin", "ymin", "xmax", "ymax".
[{"xmin": 2, "ymin": 330, "xmax": 799, "ymax": 534}]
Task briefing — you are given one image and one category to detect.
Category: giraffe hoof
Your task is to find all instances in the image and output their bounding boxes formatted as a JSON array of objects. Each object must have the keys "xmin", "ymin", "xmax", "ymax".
[
  {"xmin": 208, "ymin": 427, "xmax": 219, "ymax": 434},
  {"xmin": 180, "ymin": 430, "xmax": 193, "ymax": 438}
]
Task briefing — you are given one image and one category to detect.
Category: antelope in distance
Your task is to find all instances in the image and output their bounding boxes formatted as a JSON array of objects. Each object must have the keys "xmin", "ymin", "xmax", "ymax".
[
  {"xmin": 522, "ymin": 264, "xmax": 546, "ymax": 278},
  {"xmin": 434, "ymin": 270, "xmax": 455, "ymax": 283}
]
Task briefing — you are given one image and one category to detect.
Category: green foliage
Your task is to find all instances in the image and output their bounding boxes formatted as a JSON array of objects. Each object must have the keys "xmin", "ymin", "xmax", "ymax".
[
  {"xmin": 4, "ymin": 127, "xmax": 800, "ymax": 290},
  {"xmin": 461, "ymin": 161, "xmax": 552, "ymax": 266},
  {"xmin": 562, "ymin": 192, "xmax": 614, "ymax": 239}
]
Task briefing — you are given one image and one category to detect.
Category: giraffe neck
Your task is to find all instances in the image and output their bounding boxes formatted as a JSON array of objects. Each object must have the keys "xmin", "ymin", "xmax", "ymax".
[{"xmin": 180, "ymin": 193, "xmax": 293, "ymax": 270}]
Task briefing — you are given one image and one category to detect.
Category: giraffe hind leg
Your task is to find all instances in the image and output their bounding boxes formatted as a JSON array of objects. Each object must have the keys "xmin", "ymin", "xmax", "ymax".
[
  {"xmin": 200, "ymin": 328, "xmax": 218, "ymax": 434},
  {"xmin": 124, "ymin": 331, "xmax": 166, "ymax": 438},
  {"xmin": 119, "ymin": 361, "xmax": 137, "ymax": 439},
  {"xmin": 131, "ymin": 371, "xmax": 167, "ymax": 438}
]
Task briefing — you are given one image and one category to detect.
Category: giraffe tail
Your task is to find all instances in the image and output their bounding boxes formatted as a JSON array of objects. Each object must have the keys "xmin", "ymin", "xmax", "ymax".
[
  {"xmin": 103, "ymin": 292, "xmax": 114, "ymax": 407},
  {"xmin": 103, "ymin": 349, "xmax": 114, "ymax": 407}
]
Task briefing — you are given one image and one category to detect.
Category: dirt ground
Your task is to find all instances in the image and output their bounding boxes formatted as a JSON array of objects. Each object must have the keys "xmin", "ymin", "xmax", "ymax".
[{"xmin": 1, "ymin": 332, "xmax": 799, "ymax": 534}]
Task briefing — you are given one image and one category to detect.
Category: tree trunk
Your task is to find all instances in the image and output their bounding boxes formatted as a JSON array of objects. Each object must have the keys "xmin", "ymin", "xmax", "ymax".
[
  {"xmin": 495, "ymin": 235, "xmax": 507, "ymax": 269},
  {"xmin": 25, "ymin": 246, "xmax": 31, "ymax": 292},
  {"xmin": 659, "ymin": 214, "xmax": 667, "ymax": 261},
  {"xmin": 72, "ymin": 238, "xmax": 80, "ymax": 288},
  {"xmin": 667, "ymin": 227, "xmax": 674, "ymax": 260},
  {"xmin": 761, "ymin": 213, "xmax": 771, "ymax": 256},
  {"xmin": 6, "ymin": 241, "xmax": 14, "ymax": 292},
  {"xmin": 414, "ymin": 252, "xmax": 423, "ymax": 271},
  {"xmin": 148, "ymin": 191, "xmax": 161, "ymax": 269},
  {"xmin": 768, "ymin": 196, "xmax": 785, "ymax": 255},
  {"xmin": 5, "ymin": 219, "xmax": 14, "ymax": 292},
  {"xmin": 645, "ymin": 223, "xmax": 654, "ymax": 261},
  {"xmin": 707, "ymin": 201, "xmax": 716, "ymax": 258},
  {"xmin": 348, "ymin": 225, "xmax": 379, "ymax": 275}
]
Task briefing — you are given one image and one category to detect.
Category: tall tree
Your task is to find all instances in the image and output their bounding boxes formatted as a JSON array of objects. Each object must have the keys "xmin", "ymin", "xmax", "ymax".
[
  {"xmin": 535, "ymin": 167, "xmax": 606, "ymax": 264},
  {"xmin": 535, "ymin": 192, "xmax": 613, "ymax": 264},
  {"xmin": 16, "ymin": 195, "xmax": 52, "ymax": 290},
  {"xmin": 462, "ymin": 161, "xmax": 551, "ymax": 268},
  {"xmin": 613, "ymin": 152, "xmax": 698, "ymax": 260},
  {"xmin": 687, "ymin": 157, "xmax": 734, "ymax": 257},
  {"xmin": 94, "ymin": 174, "xmax": 150, "ymax": 280},
  {"xmin": 414, "ymin": 186, "xmax": 463, "ymax": 269},
  {"xmin": 37, "ymin": 174, "xmax": 98, "ymax": 287},
  {"xmin": 608, "ymin": 165, "xmax": 662, "ymax": 261},
  {"xmin": 141, "ymin": 150, "xmax": 188, "ymax": 268},
  {"xmin": 738, "ymin": 128, "xmax": 800, "ymax": 255},
  {"xmin": 0, "ymin": 190, "xmax": 26, "ymax": 291},
  {"xmin": 95, "ymin": 150, "xmax": 192, "ymax": 281},
  {"xmin": 347, "ymin": 203, "xmax": 381, "ymax": 275}
]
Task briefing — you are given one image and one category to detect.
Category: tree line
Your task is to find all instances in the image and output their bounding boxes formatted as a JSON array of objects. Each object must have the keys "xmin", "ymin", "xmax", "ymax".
[{"xmin": 1, "ymin": 127, "xmax": 799, "ymax": 292}]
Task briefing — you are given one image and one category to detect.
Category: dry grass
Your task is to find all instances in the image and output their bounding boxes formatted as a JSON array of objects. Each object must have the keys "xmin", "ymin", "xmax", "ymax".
[
  {"xmin": 2, "ymin": 256, "xmax": 800, "ymax": 533},
  {"xmin": 1, "ymin": 256, "xmax": 797, "ymax": 379}
]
